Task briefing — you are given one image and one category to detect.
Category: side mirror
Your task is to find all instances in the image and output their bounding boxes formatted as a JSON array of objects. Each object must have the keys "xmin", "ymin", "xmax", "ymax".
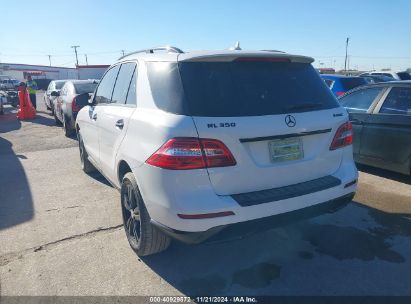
[
  {"xmin": 51, "ymin": 91, "xmax": 60, "ymax": 97},
  {"xmin": 75, "ymin": 92, "xmax": 92, "ymax": 108}
]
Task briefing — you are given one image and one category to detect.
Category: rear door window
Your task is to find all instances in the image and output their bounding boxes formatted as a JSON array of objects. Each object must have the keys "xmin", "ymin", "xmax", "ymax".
[
  {"xmin": 379, "ymin": 87, "xmax": 411, "ymax": 115},
  {"xmin": 126, "ymin": 69, "xmax": 137, "ymax": 105},
  {"xmin": 339, "ymin": 87, "xmax": 384, "ymax": 113},
  {"xmin": 94, "ymin": 65, "xmax": 120, "ymax": 104},
  {"xmin": 111, "ymin": 63, "xmax": 136, "ymax": 104},
  {"xmin": 148, "ymin": 61, "xmax": 338, "ymax": 117}
]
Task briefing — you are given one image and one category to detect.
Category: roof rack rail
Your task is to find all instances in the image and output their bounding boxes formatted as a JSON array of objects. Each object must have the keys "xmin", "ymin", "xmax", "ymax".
[
  {"xmin": 261, "ymin": 49, "xmax": 286, "ymax": 53},
  {"xmin": 118, "ymin": 46, "xmax": 184, "ymax": 60}
]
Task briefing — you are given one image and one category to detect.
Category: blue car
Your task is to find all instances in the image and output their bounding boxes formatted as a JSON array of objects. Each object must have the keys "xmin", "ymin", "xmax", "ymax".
[{"xmin": 320, "ymin": 74, "xmax": 367, "ymax": 97}]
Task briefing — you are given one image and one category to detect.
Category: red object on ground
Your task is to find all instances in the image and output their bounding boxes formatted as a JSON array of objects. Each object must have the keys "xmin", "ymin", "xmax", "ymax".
[{"xmin": 16, "ymin": 85, "xmax": 36, "ymax": 120}]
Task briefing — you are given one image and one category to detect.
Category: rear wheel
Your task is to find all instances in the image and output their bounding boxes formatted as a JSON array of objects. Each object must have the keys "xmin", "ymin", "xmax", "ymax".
[
  {"xmin": 121, "ymin": 172, "xmax": 171, "ymax": 256},
  {"xmin": 63, "ymin": 115, "xmax": 74, "ymax": 137},
  {"xmin": 77, "ymin": 130, "xmax": 95, "ymax": 173},
  {"xmin": 54, "ymin": 111, "xmax": 62, "ymax": 126}
]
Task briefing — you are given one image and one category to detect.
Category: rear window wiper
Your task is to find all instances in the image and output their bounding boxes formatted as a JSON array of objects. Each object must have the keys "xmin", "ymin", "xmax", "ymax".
[{"xmin": 285, "ymin": 103, "xmax": 323, "ymax": 112}]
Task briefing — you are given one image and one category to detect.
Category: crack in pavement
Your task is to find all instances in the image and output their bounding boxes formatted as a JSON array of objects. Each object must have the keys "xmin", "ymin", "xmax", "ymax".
[
  {"xmin": 45, "ymin": 205, "xmax": 82, "ymax": 212},
  {"xmin": 0, "ymin": 224, "xmax": 123, "ymax": 267}
]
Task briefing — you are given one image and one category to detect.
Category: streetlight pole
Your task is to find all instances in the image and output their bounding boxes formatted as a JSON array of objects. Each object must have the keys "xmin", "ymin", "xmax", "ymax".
[
  {"xmin": 71, "ymin": 45, "xmax": 80, "ymax": 66},
  {"xmin": 344, "ymin": 37, "xmax": 349, "ymax": 75},
  {"xmin": 47, "ymin": 55, "xmax": 52, "ymax": 66},
  {"xmin": 84, "ymin": 54, "xmax": 88, "ymax": 65}
]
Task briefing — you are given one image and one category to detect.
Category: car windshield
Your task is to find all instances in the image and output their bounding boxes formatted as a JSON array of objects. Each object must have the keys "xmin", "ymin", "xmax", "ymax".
[
  {"xmin": 340, "ymin": 77, "xmax": 367, "ymax": 91},
  {"xmin": 73, "ymin": 82, "xmax": 98, "ymax": 94},
  {"xmin": 147, "ymin": 61, "xmax": 339, "ymax": 117}
]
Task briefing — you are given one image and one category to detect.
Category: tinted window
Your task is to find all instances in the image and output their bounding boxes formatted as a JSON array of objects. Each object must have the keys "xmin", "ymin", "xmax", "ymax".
[
  {"xmin": 340, "ymin": 77, "xmax": 367, "ymax": 91},
  {"xmin": 126, "ymin": 69, "xmax": 137, "ymax": 105},
  {"xmin": 148, "ymin": 61, "xmax": 338, "ymax": 117},
  {"xmin": 379, "ymin": 87, "xmax": 411, "ymax": 115},
  {"xmin": 94, "ymin": 65, "xmax": 120, "ymax": 104},
  {"xmin": 397, "ymin": 72, "xmax": 411, "ymax": 80},
  {"xmin": 340, "ymin": 87, "xmax": 383, "ymax": 113},
  {"xmin": 111, "ymin": 63, "xmax": 136, "ymax": 104},
  {"xmin": 73, "ymin": 82, "xmax": 98, "ymax": 94}
]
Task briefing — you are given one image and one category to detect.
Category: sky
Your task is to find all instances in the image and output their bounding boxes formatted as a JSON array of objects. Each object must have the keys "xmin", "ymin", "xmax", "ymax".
[{"xmin": 1, "ymin": 0, "xmax": 410, "ymax": 71}]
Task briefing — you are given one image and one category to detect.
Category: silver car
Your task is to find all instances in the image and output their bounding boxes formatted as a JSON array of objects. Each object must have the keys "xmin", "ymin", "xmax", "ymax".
[
  {"xmin": 44, "ymin": 80, "xmax": 70, "ymax": 114},
  {"xmin": 53, "ymin": 80, "xmax": 98, "ymax": 136}
]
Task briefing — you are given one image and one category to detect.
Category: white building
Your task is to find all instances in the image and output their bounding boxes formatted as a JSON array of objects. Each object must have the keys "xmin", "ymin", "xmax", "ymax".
[
  {"xmin": 0, "ymin": 63, "xmax": 77, "ymax": 81},
  {"xmin": 0, "ymin": 63, "xmax": 109, "ymax": 86}
]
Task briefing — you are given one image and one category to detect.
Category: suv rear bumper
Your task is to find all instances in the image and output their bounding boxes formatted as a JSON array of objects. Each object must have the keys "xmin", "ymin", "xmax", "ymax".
[{"xmin": 151, "ymin": 192, "xmax": 355, "ymax": 244}]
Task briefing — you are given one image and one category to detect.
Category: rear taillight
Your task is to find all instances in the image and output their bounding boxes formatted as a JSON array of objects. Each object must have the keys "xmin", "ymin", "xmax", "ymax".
[
  {"xmin": 146, "ymin": 137, "xmax": 236, "ymax": 170},
  {"xmin": 330, "ymin": 122, "xmax": 353, "ymax": 150},
  {"xmin": 336, "ymin": 91, "xmax": 345, "ymax": 97},
  {"xmin": 72, "ymin": 97, "xmax": 80, "ymax": 112}
]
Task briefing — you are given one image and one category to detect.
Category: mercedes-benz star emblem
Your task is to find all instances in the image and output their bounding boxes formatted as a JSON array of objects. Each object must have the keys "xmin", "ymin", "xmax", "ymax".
[{"xmin": 285, "ymin": 115, "xmax": 296, "ymax": 127}]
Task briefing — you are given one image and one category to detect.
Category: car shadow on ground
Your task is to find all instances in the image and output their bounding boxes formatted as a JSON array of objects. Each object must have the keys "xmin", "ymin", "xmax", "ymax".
[
  {"xmin": 142, "ymin": 202, "xmax": 411, "ymax": 296},
  {"xmin": 357, "ymin": 163, "xmax": 411, "ymax": 185},
  {"xmin": 0, "ymin": 125, "xmax": 34, "ymax": 231}
]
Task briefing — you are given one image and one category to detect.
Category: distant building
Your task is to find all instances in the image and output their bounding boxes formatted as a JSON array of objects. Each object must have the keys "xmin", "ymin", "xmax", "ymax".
[
  {"xmin": 0, "ymin": 63, "xmax": 77, "ymax": 81},
  {"xmin": 318, "ymin": 68, "xmax": 335, "ymax": 74},
  {"xmin": 0, "ymin": 63, "xmax": 109, "ymax": 82}
]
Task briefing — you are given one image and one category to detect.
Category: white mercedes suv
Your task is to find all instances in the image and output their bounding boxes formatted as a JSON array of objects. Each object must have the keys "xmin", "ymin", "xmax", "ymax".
[{"xmin": 75, "ymin": 46, "xmax": 358, "ymax": 256}]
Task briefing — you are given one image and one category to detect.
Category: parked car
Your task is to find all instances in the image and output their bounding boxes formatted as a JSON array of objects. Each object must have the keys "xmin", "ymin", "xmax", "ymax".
[
  {"xmin": 320, "ymin": 74, "xmax": 367, "ymax": 97},
  {"xmin": 0, "ymin": 79, "xmax": 20, "ymax": 90},
  {"xmin": 53, "ymin": 80, "xmax": 98, "ymax": 136},
  {"xmin": 360, "ymin": 71, "xmax": 411, "ymax": 81},
  {"xmin": 339, "ymin": 81, "xmax": 411, "ymax": 175},
  {"xmin": 75, "ymin": 46, "xmax": 358, "ymax": 256},
  {"xmin": 362, "ymin": 74, "xmax": 395, "ymax": 84},
  {"xmin": 44, "ymin": 80, "xmax": 69, "ymax": 113}
]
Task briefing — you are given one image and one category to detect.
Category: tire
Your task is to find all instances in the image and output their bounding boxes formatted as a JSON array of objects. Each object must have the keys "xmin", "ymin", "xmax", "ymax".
[
  {"xmin": 54, "ymin": 111, "xmax": 62, "ymax": 126},
  {"xmin": 121, "ymin": 172, "xmax": 171, "ymax": 256},
  {"xmin": 63, "ymin": 115, "xmax": 74, "ymax": 137},
  {"xmin": 77, "ymin": 130, "xmax": 95, "ymax": 173}
]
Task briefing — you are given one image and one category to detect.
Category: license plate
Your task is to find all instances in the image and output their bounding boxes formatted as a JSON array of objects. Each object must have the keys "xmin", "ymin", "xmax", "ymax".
[{"xmin": 269, "ymin": 137, "xmax": 304, "ymax": 162}]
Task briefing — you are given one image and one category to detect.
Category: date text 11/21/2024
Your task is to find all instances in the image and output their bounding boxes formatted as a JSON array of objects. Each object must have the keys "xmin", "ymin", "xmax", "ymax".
[{"xmin": 149, "ymin": 296, "xmax": 257, "ymax": 303}]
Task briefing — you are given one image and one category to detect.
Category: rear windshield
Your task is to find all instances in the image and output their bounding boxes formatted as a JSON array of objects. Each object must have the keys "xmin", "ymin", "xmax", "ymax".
[
  {"xmin": 55, "ymin": 82, "xmax": 65, "ymax": 90},
  {"xmin": 73, "ymin": 82, "xmax": 97, "ymax": 94},
  {"xmin": 147, "ymin": 61, "xmax": 338, "ymax": 117},
  {"xmin": 397, "ymin": 72, "xmax": 411, "ymax": 80},
  {"xmin": 340, "ymin": 77, "xmax": 367, "ymax": 91}
]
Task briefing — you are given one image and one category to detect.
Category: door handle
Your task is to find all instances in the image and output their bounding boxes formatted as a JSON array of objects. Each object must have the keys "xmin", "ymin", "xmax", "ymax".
[
  {"xmin": 92, "ymin": 113, "xmax": 97, "ymax": 121},
  {"xmin": 115, "ymin": 119, "xmax": 124, "ymax": 129}
]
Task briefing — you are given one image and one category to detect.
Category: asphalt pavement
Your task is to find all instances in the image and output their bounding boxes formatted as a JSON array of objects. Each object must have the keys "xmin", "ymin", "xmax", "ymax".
[{"xmin": 0, "ymin": 93, "xmax": 410, "ymax": 296}]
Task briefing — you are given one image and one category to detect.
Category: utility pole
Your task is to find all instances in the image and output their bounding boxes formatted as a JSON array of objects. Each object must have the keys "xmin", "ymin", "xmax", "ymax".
[
  {"xmin": 47, "ymin": 55, "xmax": 52, "ymax": 66},
  {"xmin": 121, "ymin": 50, "xmax": 125, "ymax": 56},
  {"xmin": 71, "ymin": 45, "xmax": 80, "ymax": 66},
  {"xmin": 344, "ymin": 37, "xmax": 349, "ymax": 75},
  {"xmin": 84, "ymin": 54, "xmax": 88, "ymax": 65}
]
